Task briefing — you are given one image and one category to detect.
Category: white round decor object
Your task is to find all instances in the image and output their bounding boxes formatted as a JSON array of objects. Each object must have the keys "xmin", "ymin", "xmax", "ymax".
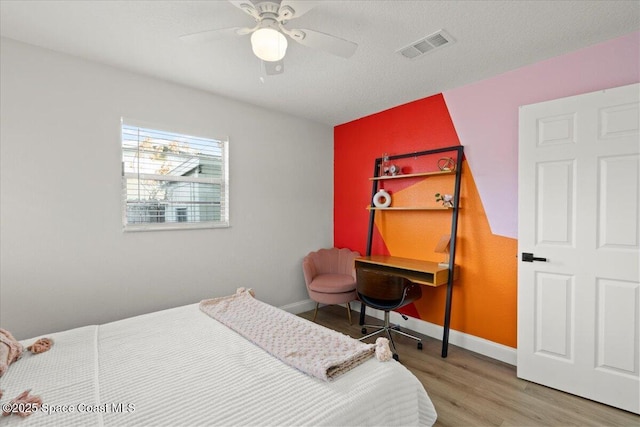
[{"xmin": 373, "ymin": 189, "xmax": 391, "ymax": 208}]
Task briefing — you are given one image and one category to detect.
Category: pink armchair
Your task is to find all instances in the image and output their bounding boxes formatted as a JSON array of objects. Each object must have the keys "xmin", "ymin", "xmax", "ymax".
[{"xmin": 302, "ymin": 247, "xmax": 360, "ymax": 324}]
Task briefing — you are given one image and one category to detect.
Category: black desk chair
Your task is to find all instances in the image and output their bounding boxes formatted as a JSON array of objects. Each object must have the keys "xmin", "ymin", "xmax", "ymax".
[{"xmin": 356, "ymin": 268, "xmax": 423, "ymax": 361}]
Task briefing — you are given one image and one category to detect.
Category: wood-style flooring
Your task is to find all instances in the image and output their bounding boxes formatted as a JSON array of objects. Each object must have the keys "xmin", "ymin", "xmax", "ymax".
[{"xmin": 298, "ymin": 305, "xmax": 640, "ymax": 427}]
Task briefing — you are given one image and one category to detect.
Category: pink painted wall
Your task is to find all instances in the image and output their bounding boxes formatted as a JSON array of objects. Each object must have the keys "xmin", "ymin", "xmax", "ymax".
[{"xmin": 443, "ymin": 31, "xmax": 640, "ymax": 238}]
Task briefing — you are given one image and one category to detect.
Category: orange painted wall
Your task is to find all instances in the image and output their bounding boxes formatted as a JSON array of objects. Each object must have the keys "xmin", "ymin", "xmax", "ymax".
[{"xmin": 334, "ymin": 94, "xmax": 518, "ymax": 348}]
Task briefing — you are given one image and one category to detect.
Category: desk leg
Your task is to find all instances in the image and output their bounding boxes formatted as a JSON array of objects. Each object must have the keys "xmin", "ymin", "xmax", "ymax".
[
  {"xmin": 441, "ymin": 281, "xmax": 453, "ymax": 357},
  {"xmin": 359, "ymin": 304, "xmax": 366, "ymax": 326}
]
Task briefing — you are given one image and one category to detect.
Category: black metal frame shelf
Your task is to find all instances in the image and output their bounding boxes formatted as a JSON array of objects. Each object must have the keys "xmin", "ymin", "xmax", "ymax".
[{"xmin": 361, "ymin": 145, "xmax": 464, "ymax": 358}]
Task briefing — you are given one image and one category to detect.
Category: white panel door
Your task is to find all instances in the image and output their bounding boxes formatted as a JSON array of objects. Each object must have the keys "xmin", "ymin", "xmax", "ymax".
[{"xmin": 518, "ymin": 83, "xmax": 639, "ymax": 414}]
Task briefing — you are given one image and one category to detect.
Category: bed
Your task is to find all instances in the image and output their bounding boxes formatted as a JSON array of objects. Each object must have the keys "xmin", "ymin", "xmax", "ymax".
[{"xmin": 1, "ymin": 292, "xmax": 437, "ymax": 426}]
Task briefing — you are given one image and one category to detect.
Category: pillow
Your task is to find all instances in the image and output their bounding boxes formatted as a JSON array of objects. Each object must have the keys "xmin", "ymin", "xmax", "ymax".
[{"xmin": 0, "ymin": 328, "xmax": 23, "ymax": 377}]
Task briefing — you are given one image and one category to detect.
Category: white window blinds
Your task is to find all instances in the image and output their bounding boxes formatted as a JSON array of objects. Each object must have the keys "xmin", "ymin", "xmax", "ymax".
[{"xmin": 121, "ymin": 121, "xmax": 229, "ymax": 231}]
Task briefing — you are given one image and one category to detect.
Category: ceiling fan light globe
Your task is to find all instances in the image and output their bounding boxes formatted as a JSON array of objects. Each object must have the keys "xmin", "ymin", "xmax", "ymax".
[{"xmin": 251, "ymin": 28, "xmax": 287, "ymax": 62}]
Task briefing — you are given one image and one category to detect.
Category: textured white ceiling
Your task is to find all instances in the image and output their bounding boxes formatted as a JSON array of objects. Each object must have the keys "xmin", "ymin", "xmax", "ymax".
[{"xmin": 1, "ymin": 0, "xmax": 638, "ymax": 126}]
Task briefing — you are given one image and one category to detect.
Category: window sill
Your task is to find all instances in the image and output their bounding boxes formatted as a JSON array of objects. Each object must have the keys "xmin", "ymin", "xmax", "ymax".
[{"xmin": 123, "ymin": 222, "xmax": 230, "ymax": 232}]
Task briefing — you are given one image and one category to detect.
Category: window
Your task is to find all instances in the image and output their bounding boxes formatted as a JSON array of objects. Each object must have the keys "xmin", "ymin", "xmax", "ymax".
[
  {"xmin": 176, "ymin": 207, "xmax": 188, "ymax": 222},
  {"xmin": 121, "ymin": 121, "xmax": 229, "ymax": 231}
]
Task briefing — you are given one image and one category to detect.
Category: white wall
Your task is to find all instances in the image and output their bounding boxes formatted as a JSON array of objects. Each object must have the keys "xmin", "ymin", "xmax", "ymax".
[{"xmin": 0, "ymin": 38, "xmax": 333, "ymax": 339}]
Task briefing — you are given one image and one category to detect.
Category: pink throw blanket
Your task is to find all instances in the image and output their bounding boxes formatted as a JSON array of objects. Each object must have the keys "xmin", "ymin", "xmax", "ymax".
[
  {"xmin": 199, "ymin": 289, "xmax": 375, "ymax": 381},
  {"xmin": 0, "ymin": 329, "xmax": 23, "ymax": 377}
]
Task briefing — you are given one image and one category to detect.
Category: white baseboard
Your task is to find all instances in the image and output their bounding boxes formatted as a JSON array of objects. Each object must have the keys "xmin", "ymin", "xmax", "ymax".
[
  {"xmin": 279, "ymin": 298, "xmax": 317, "ymax": 315},
  {"xmin": 351, "ymin": 301, "xmax": 516, "ymax": 366},
  {"xmin": 282, "ymin": 299, "xmax": 517, "ymax": 366}
]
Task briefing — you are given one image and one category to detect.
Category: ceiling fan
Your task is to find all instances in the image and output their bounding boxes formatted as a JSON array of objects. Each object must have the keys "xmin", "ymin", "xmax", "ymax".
[{"xmin": 180, "ymin": 0, "xmax": 358, "ymax": 75}]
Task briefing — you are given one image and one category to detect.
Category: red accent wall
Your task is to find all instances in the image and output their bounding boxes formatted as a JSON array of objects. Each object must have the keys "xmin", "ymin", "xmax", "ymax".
[
  {"xmin": 334, "ymin": 94, "xmax": 460, "ymax": 254},
  {"xmin": 334, "ymin": 93, "xmax": 518, "ymax": 348}
]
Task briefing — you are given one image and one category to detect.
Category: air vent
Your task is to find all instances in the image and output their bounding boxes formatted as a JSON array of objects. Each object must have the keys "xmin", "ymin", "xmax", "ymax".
[{"xmin": 397, "ymin": 30, "xmax": 455, "ymax": 59}]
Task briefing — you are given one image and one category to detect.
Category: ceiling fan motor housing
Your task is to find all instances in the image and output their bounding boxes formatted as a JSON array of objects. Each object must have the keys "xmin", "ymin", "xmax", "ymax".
[
  {"xmin": 253, "ymin": 1, "xmax": 282, "ymax": 19},
  {"xmin": 244, "ymin": 1, "xmax": 297, "ymax": 23}
]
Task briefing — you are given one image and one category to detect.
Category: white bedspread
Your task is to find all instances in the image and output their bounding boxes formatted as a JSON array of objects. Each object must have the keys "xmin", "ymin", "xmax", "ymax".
[{"xmin": 1, "ymin": 304, "xmax": 437, "ymax": 426}]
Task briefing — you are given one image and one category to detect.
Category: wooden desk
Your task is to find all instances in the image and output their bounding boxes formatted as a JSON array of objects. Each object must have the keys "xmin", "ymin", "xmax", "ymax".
[
  {"xmin": 355, "ymin": 255, "xmax": 459, "ymax": 357},
  {"xmin": 355, "ymin": 255, "xmax": 458, "ymax": 287}
]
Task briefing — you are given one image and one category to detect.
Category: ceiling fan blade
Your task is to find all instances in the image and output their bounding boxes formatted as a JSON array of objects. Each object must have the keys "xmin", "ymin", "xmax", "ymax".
[
  {"xmin": 263, "ymin": 59, "xmax": 285, "ymax": 76},
  {"xmin": 228, "ymin": 0, "xmax": 260, "ymax": 19},
  {"xmin": 290, "ymin": 28, "xmax": 358, "ymax": 58},
  {"xmin": 278, "ymin": 0, "xmax": 320, "ymax": 20},
  {"xmin": 179, "ymin": 27, "xmax": 251, "ymax": 44}
]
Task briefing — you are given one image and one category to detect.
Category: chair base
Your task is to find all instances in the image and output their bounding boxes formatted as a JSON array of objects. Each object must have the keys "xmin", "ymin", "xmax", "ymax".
[
  {"xmin": 359, "ymin": 311, "xmax": 422, "ymax": 357},
  {"xmin": 312, "ymin": 302, "xmax": 352, "ymax": 325}
]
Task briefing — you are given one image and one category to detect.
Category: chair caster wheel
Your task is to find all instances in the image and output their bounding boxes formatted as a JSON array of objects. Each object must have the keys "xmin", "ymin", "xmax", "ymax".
[
  {"xmin": 417, "ymin": 342, "xmax": 423, "ymax": 350},
  {"xmin": 392, "ymin": 353, "xmax": 399, "ymax": 361},
  {"xmin": 361, "ymin": 328, "xmax": 367, "ymax": 334}
]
